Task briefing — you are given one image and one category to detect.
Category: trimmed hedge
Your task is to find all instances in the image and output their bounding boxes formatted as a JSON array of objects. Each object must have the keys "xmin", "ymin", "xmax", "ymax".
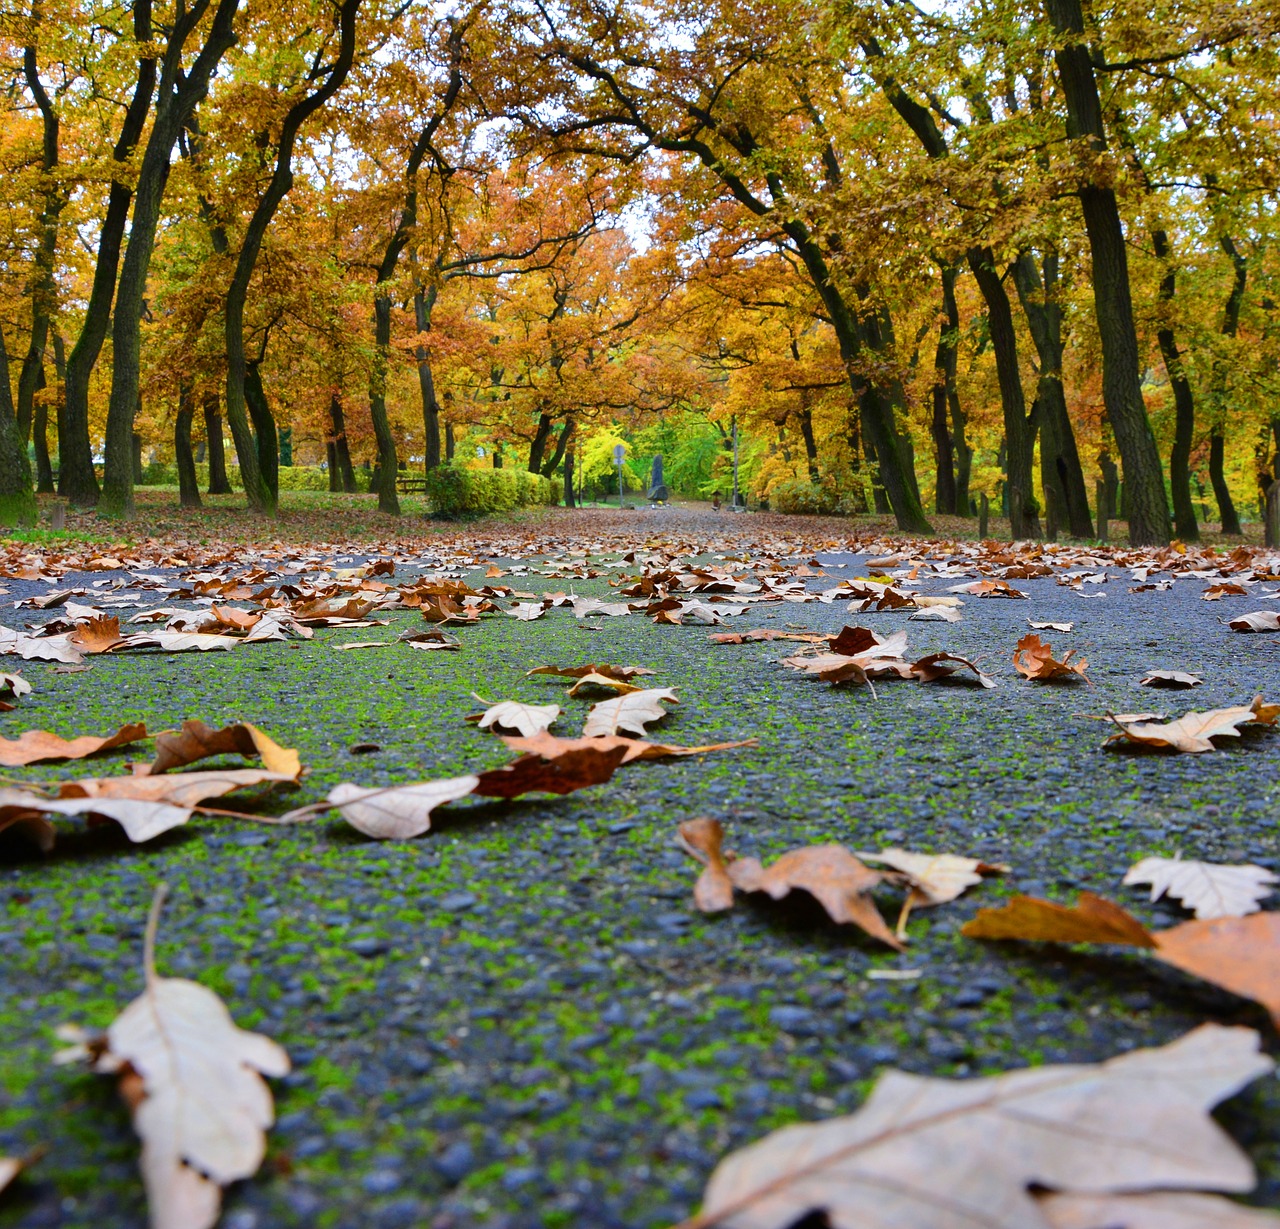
[
  {"xmin": 423, "ymin": 463, "xmax": 556, "ymax": 517},
  {"xmin": 138, "ymin": 463, "xmax": 329, "ymax": 492}
]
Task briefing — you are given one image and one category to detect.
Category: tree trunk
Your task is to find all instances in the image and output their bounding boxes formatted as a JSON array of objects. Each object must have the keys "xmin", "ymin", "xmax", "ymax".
[
  {"xmin": 0, "ymin": 332, "xmax": 36, "ymax": 525},
  {"xmin": 368, "ymin": 297, "xmax": 401, "ymax": 515},
  {"xmin": 175, "ymin": 384, "xmax": 202, "ymax": 507},
  {"xmin": 59, "ymin": 1, "xmax": 157, "ymax": 506},
  {"xmin": 203, "ymin": 391, "xmax": 231, "ymax": 493},
  {"xmin": 33, "ymin": 365, "xmax": 54, "ymax": 494},
  {"xmin": 445, "ymin": 422, "xmax": 455, "ymax": 461},
  {"xmin": 967, "ymin": 248, "xmax": 1037, "ymax": 537},
  {"xmin": 528, "ymin": 411, "xmax": 555, "ymax": 473},
  {"xmin": 414, "ymin": 287, "xmax": 442, "ymax": 471},
  {"xmin": 1045, "ymin": 0, "xmax": 1171, "ymax": 545},
  {"xmin": 563, "ymin": 425, "xmax": 576, "ymax": 507},
  {"xmin": 542, "ymin": 418, "xmax": 572, "ymax": 479},
  {"xmin": 327, "ymin": 441, "xmax": 340, "ymax": 491},
  {"xmin": 222, "ymin": 0, "xmax": 360, "ymax": 515},
  {"xmin": 245, "ymin": 359, "xmax": 279, "ymax": 502},
  {"xmin": 797, "ymin": 399, "xmax": 820, "ymax": 484},
  {"xmin": 102, "ymin": 0, "xmax": 242, "ymax": 514},
  {"xmin": 52, "ymin": 332, "xmax": 67, "ymax": 484},
  {"xmin": 1150, "ymin": 230, "xmax": 1199, "ymax": 541},
  {"xmin": 1011, "ymin": 250, "xmax": 1093, "ymax": 537},
  {"xmin": 131, "ymin": 429, "xmax": 144, "ymax": 486},
  {"xmin": 328, "ymin": 394, "xmax": 357, "ymax": 492},
  {"xmin": 931, "ymin": 268, "xmax": 959, "ymax": 514},
  {"xmin": 1207, "ymin": 235, "xmax": 1247, "ymax": 536}
]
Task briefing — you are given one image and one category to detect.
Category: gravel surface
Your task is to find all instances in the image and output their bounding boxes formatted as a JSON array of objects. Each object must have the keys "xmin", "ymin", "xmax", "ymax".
[{"xmin": 2, "ymin": 505, "xmax": 1280, "ymax": 1228}]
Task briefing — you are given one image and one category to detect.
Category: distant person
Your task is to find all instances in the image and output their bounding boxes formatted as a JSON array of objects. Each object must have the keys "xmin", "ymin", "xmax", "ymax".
[{"xmin": 712, "ymin": 491, "xmax": 721, "ymax": 511}]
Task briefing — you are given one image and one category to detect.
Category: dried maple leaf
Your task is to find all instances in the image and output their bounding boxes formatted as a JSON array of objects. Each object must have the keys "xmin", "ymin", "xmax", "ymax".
[
  {"xmin": 676, "ymin": 818, "xmax": 735, "ymax": 912},
  {"xmin": 909, "ymin": 653, "xmax": 996, "ymax": 688},
  {"xmin": 466, "ymin": 698, "xmax": 560, "ymax": 737},
  {"xmin": 1124, "ymin": 855, "xmax": 1277, "ymax": 919},
  {"xmin": 566, "ymin": 672, "xmax": 643, "ymax": 697},
  {"xmin": 68, "ymin": 614, "xmax": 128, "ymax": 654},
  {"xmin": 0, "ymin": 626, "xmax": 83, "ymax": 663},
  {"xmin": 1105, "ymin": 696, "xmax": 1278, "ymax": 753},
  {"xmin": 65, "ymin": 888, "xmax": 290, "ymax": 1229},
  {"xmin": 709, "ymin": 630, "xmax": 825, "ymax": 644},
  {"xmin": 963, "ymin": 891, "xmax": 1157, "ymax": 947},
  {"xmin": 147, "ymin": 721, "xmax": 301, "ymax": 778},
  {"xmin": 0, "ymin": 722, "xmax": 149, "ymax": 768},
  {"xmin": 1013, "ymin": 633, "xmax": 1091, "ymax": 684},
  {"xmin": 417, "ymin": 595, "xmax": 478, "ymax": 625},
  {"xmin": 582, "ymin": 687, "xmax": 678, "ymax": 736},
  {"xmin": 1139, "ymin": 670, "xmax": 1202, "ymax": 689},
  {"xmin": 683, "ymin": 1024, "xmax": 1272, "ymax": 1229},
  {"xmin": 320, "ymin": 776, "xmax": 480, "ymax": 839},
  {"xmin": 861, "ymin": 847, "xmax": 1009, "ymax": 937},
  {"xmin": 948, "ymin": 578, "xmax": 1028, "ymax": 598},
  {"xmin": 1227, "ymin": 610, "xmax": 1280, "ymax": 632},
  {"xmin": 1204, "ymin": 582, "xmax": 1248, "ymax": 600},
  {"xmin": 473, "ymin": 741, "xmax": 629, "ymax": 798},
  {"xmin": 0, "ymin": 672, "xmax": 31, "ymax": 702},
  {"xmin": 526, "ymin": 663, "xmax": 655, "ymax": 681},
  {"xmin": 499, "ymin": 731, "xmax": 755, "ymax": 765},
  {"xmin": 397, "ymin": 628, "xmax": 461, "ymax": 651},
  {"xmin": 1038, "ymin": 1190, "xmax": 1280, "ymax": 1228},
  {"xmin": 725, "ymin": 845, "xmax": 904, "ymax": 950},
  {"xmin": 504, "ymin": 602, "xmax": 546, "ymax": 620}
]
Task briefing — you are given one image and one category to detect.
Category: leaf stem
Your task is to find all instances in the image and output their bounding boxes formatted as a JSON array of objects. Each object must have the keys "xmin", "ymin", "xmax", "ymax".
[{"xmin": 143, "ymin": 882, "xmax": 168, "ymax": 985}]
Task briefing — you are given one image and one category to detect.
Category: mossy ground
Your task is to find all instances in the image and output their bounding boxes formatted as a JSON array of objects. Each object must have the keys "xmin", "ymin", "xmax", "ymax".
[{"xmin": 2, "ymin": 503, "xmax": 1279, "ymax": 1228}]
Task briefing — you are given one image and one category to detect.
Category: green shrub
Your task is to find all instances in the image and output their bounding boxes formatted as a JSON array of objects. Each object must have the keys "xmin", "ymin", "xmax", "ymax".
[
  {"xmin": 276, "ymin": 466, "xmax": 329, "ymax": 491},
  {"xmin": 139, "ymin": 462, "xmax": 327, "ymax": 492},
  {"xmin": 423, "ymin": 463, "xmax": 556, "ymax": 517},
  {"xmin": 768, "ymin": 478, "xmax": 843, "ymax": 515}
]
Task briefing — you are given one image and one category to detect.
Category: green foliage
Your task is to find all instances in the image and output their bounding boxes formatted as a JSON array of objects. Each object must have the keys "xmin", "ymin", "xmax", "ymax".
[
  {"xmin": 423, "ymin": 462, "xmax": 557, "ymax": 517},
  {"xmin": 138, "ymin": 463, "xmax": 329, "ymax": 492},
  {"xmin": 767, "ymin": 478, "xmax": 844, "ymax": 515},
  {"xmin": 275, "ymin": 466, "xmax": 330, "ymax": 492},
  {"xmin": 632, "ymin": 413, "xmax": 724, "ymax": 496}
]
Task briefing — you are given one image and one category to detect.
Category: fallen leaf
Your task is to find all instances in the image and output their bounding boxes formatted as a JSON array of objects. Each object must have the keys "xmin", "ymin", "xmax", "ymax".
[
  {"xmin": 504, "ymin": 602, "xmax": 546, "ymax": 620},
  {"xmin": 418, "ymin": 595, "xmax": 478, "ymax": 625},
  {"xmin": 1204, "ymin": 582, "xmax": 1248, "ymax": 600},
  {"xmin": 321, "ymin": 776, "xmax": 480, "ymax": 839},
  {"xmin": 1124, "ymin": 855, "xmax": 1277, "ymax": 919},
  {"xmin": 725, "ymin": 845, "xmax": 904, "ymax": 950},
  {"xmin": 686, "ymin": 1024, "xmax": 1272, "ymax": 1229},
  {"xmin": 1227, "ymin": 610, "xmax": 1280, "ymax": 632},
  {"xmin": 128, "ymin": 631, "xmax": 241, "ymax": 653},
  {"xmin": 907, "ymin": 606, "xmax": 961, "ymax": 622},
  {"xmin": 0, "ymin": 672, "xmax": 31, "ymax": 701},
  {"xmin": 949, "ymin": 578, "xmax": 1028, "ymax": 598},
  {"xmin": 1140, "ymin": 670, "xmax": 1202, "ymax": 689},
  {"xmin": 709, "ymin": 629, "xmax": 825, "ymax": 643},
  {"xmin": 68, "ymin": 614, "xmax": 129, "ymax": 653},
  {"xmin": 582, "ymin": 688, "xmax": 678, "ymax": 736},
  {"xmin": 0, "ymin": 722, "xmax": 149, "ymax": 768},
  {"xmin": 69, "ymin": 887, "xmax": 290, "ymax": 1229},
  {"xmin": 1013, "ymin": 633, "xmax": 1091, "ymax": 683},
  {"xmin": 861, "ymin": 847, "xmax": 1009, "ymax": 937},
  {"xmin": 473, "ymin": 741, "xmax": 629, "ymax": 798},
  {"xmin": 1105, "ymin": 696, "xmax": 1278, "ymax": 753},
  {"xmin": 527, "ymin": 663, "xmax": 656, "ymax": 681},
  {"xmin": 963, "ymin": 891, "xmax": 1157, "ymax": 947},
  {"xmin": 1029, "ymin": 619, "xmax": 1074, "ymax": 632},
  {"xmin": 466, "ymin": 699, "xmax": 560, "ymax": 738},
  {"xmin": 331, "ymin": 641, "xmax": 390, "ymax": 651},
  {"xmin": 571, "ymin": 597, "xmax": 632, "ymax": 618},
  {"xmin": 499, "ymin": 731, "xmax": 756, "ymax": 765},
  {"xmin": 676, "ymin": 818, "xmax": 735, "ymax": 912},
  {"xmin": 397, "ymin": 628, "xmax": 461, "ymax": 651},
  {"xmin": 147, "ymin": 721, "xmax": 301, "ymax": 778},
  {"xmin": 1038, "ymin": 1190, "xmax": 1280, "ymax": 1229},
  {"xmin": 909, "ymin": 653, "xmax": 996, "ymax": 688}
]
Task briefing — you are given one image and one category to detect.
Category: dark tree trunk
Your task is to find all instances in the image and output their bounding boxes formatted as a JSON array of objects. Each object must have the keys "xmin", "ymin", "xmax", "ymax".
[
  {"xmin": 942, "ymin": 273, "xmax": 972, "ymax": 514},
  {"xmin": 102, "ymin": 0, "xmax": 242, "ymax": 514},
  {"xmin": 33, "ymin": 365, "xmax": 55, "ymax": 494},
  {"xmin": 563, "ymin": 426, "xmax": 576, "ymax": 506},
  {"xmin": 52, "ymin": 332, "xmax": 67, "ymax": 483},
  {"xmin": 245, "ymin": 360, "xmax": 278, "ymax": 501},
  {"xmin": 222, "ymin": 0, "xmax": 360, "ymax": 515},
  {"xmin": 542, "ymin": 419, "xmax": 572, "ymax": 478},
  {"xmin": 1045, "ymin": 0, "xmax": 1171, "ymax": 545},
  {"xmin": 414, "ymin": 287, "xmax": 442, "ymax": 471},
  {"xmin": 131, "ymin": 428, "xmax": 144, "ymax": 486},
  {"xmin": 931, "ymin": 268, "xmax": 959, "ymax": 514},
  {"xmin": 1011, "ymin": 250, "xmax": 1093, "ymax": 537},
  {"xmin": 203, "ymin": 392, "xmax": 231, "ymax": 494},
  {"xmin": 1209, "ymin": 431, "xmax": 1240, "ymax": 535},
  {"xmin": 445, "ymin": 422, "xmax": 455, "ymax": 461},
  {"xmin": 175, "ymin": 384, "xmax": 202, "ymax": 507},
  {"xmin": 797, "ymin": 400, "xmax": 820, "ymax": 484},
  {"xmin": 368, "ymin": 297, "xmax": 401, "ymax": 515},
  {"xmin": 967, "ymin": 249, "xmax": 1037, "ymax": 537},
  {"xmin": 59, "ymin": 0, "xmax": 156, "ymax": 506},
  {"xmin": 528, "ymin": 411, "xmax": 555, "ymax": 473},
  {"xmin": 0, "ymin": 332, "xmax": 36, "ymax": 525},
  {"xmin": 327, "ymin": 441, "xmax": 340, "ymax": 491},
  {"xmin": 1150, "ymin": 230, "xmax": 1199, "ymax": 540},
  {"xmin": 1208, "ymin": 235, "xmax": 1247, "ymax": 536},
  {"xmin": 328, "ymin": 394, "xmax": 357, "ymax": 492}
]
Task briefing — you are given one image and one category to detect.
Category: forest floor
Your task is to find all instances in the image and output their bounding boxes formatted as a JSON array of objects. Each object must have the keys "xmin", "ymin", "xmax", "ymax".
[{"xmin": 2, "ymin": 498, "xmax": 1279, "ymax": 1229}]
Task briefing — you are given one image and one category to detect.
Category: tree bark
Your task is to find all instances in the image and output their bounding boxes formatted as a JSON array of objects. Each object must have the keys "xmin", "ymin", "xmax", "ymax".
[
  {"xmin": 1011, "ymin": 250, "xmax": 1093, "ymax": 537},
  {"xmin": 175, "ymin": 384, "xmax": 202, "ymax": 507},
  {"xmin": 59, "ymin": 0, "xmax": 156, "ymax": 506},
  {"xmin": 0, "ymin": 332, "xmax": 36, "ymax": 525},
  {"xmin": 528, "ymin": 410, "xmax": 555, "ymax": 473},
  {"xmin": 446, "ymin": 422, "xmax": 455, "ymax": 461},
  {"xmin": 101, "ymin": 0, "xmax": 242, "ymax": 514},
  {"xmin": 221, "ymin": 0, "xmax": 360, "ymax": 515},
  {"xmin": 33, "ymin": 365, "xmax": 54, "ymax": 494},
  {"xmin": 1208, "ymin": 234, "xmax": 1248, "ymax": 535},
  {"xmin": 542, "ymin": 418, "xmax": 572, "ymax": 479},
  {"xmin": 368, "ymin": 296, "xmax": 401, "ymax": 514},
  {"xmin": 203, "ymin": 392, "xmax": 231, "ymax": 493},
  {"xmin": 931, "ymin": 268, "xmax": 958, "ymax": 514},
  {"xmin": 1150, "ymin": 230, "xmax": 1199, "ymax": 540},
  {"xmin": 1045, "ymin": 0, "xmax": 1171, "ymax": 544},
  {"xmin": 563, "ymin": 424, "xmax": 576, "ymax": 506},
  {"xmin": 328, "ymin": 394, "xmax": 357, "ymax": 492},
  {"xmin": 414, "ymin": 287, "xmax": 442, "ymax": 471},
  {"xmin": 797, "ymin": 400, "xmax": 820, "ymax": 485},
  {"xmin": 245, "ymin": 359, "xmax": 278, "ymax": 502}
]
